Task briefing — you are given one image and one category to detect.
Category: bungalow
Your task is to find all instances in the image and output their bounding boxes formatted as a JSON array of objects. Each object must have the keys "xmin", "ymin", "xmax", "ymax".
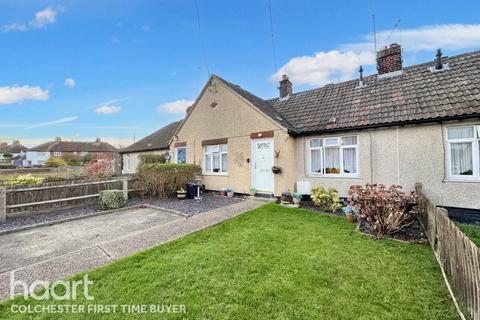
[
  {"xmin": 27, "ymin": 137, "xmax": 119, "ymax": 166},
  {"xmin": 170, "ymin": 44, "xmax": 480, "ymax": 210},
  {"xmin": 120, "ymin": 120, "xmax": 182, "ymax": 174}
]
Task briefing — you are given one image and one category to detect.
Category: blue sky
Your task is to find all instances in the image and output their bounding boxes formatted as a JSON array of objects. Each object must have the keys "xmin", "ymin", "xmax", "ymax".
[{"xmin": 0, "ymin": 0, "xmax": 479, "ymax": 148}]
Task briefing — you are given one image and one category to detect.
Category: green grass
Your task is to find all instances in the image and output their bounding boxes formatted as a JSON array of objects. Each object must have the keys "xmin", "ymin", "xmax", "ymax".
[
  {"xmin": 0, "ymin": 204, "xmax": 457, "ymax": 319},
  {"xmin": 456, "ymin": 222, "xmax": 480, "ymax": 246}
]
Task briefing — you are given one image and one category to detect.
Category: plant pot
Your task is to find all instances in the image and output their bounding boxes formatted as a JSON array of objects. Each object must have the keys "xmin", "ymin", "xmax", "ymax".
[
  {"xmin": 346, "ymin": 214, "xmax": 357, "ymax": 223},
  {"xmin": 177, "ymin": 192, "xmax": 187, "ymax": 199},
  {"xmin": 293, "ymin": 197, "xmax": 301, "ymax": 205},
  {"xmin": 281, "ymin": 196, "xmax": 293, "ymax": 204},
  {"xmin": 227, "ymin": 191, "xmax": 234, "ymax": 198},
  {"xmin": 272, "ymin": 166, "xmax": 281, "ymax": 174},
  {"xmin": 219, "ymin": 191, "xmax": 226, "ymax": 196}
]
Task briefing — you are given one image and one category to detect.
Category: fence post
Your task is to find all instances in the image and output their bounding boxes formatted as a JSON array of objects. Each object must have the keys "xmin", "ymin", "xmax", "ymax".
[
  {"xmin": 122, "ymin": 177, "xmax": 129, "ymax": 200},
  {"xmin": 0, "ymin": 186, "xmax": 6, "ymax": 222}
]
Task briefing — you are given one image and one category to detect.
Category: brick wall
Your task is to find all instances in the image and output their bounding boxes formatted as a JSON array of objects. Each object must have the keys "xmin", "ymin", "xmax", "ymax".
[{"xmin": 377, "ymin": 43, "xmax": 402, "ymax": 75}]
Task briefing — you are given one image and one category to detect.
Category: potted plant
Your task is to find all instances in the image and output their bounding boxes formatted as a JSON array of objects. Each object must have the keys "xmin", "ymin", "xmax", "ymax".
[
  {"xmin": 176, "ymin": 188, "xmax": 187, "ymax": 199},
  {"xmin": 342, "ymin": 205, "xmax": 359, "ymax": 223},
  {"xmin": 219, "ymin": 189, "xmax": 226, "ymax": 196},
  {"xmin": 281, "ymin": 191, "xmax": 293, "ymax": 204},
  {"xmin": 226, "ymin": 188, "xmax": 234, "ymax": 197},
  {"xmin": 292, "ymin": 192, "xmax": 302, "ymax": 207},
  {"xmin": 272, "ymin": 166, "xmax": 281, "ymax": 174},
  {"xmin": 249, "ymin": 187, "xmax": 257, "ymax": 196}
]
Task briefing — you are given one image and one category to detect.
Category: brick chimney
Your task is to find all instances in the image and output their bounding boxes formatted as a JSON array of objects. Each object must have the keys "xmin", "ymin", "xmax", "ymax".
[
  {"xmin": 376, "ymin": 43, "xmax": 402, "ymax": 75},
  {"xmin": 279, "ymin": 74, "xmax": 292, "ymax": 98},
  {"xmin": 95, "ymin": 137, "xmax": 101, "ymax": 143}
]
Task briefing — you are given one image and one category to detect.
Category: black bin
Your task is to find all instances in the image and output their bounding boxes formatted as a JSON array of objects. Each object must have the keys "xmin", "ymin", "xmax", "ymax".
[{"xmin": 187, "ymin": 182, "xmax": 198, "ymax": 199}]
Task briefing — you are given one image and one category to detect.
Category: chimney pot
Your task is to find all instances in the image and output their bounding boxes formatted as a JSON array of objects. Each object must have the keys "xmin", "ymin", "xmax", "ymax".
[
  {"xmin": 376, "ymin": 43, "xmax": 402, "ymax": 75},
  {"xmin": 95, "ymin": 137, "xmax": 101, "ymax": 143},
  {"xmin": 279, "ymin": 74, "xmax": 292, "ymax": 98},
  {"xmin": 435, "ymin": 48, "xmax": 443, "ymax": 70},
  {"xmin": 55, "ymin": 137, "xmax": 62, "ymax": 142}
]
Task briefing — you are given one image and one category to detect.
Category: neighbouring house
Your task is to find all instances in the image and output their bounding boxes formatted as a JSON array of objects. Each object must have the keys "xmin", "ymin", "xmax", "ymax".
[
  {"xmin": 0, "ymin": 141, "xmax": 28, "ymax": 166},
  {"xmin": 26, "ymin": 137, "xmax": 119, "ymax": 166},
  {"xmin": 170, "ymin": 44, "xmax": 480, "ymax": 210},
  {"xmin": 119, "ymin": 120, "xmax": 182, "ymax": 174}
]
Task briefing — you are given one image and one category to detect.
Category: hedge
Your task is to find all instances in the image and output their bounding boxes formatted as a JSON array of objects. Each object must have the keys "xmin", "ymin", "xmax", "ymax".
[
  {"xmin": 136, "ymin": 163, "xmax": 201, "ymax": 198},
  {"xmin": 99, "ymin": 190, "xmax": 126, "ymax": 210}
]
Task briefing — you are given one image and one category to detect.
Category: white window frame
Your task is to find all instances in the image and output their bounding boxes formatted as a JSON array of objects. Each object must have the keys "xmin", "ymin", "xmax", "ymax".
[
  {"xmin": 176, "ymin": 147, "xmax": 187, "ymax": 164},
  {"xmin": 446, "ymin": 125, "xmax": 480, "ymax": 180},
  {"xmin": 203, "ymin": 144, "xmax": 228, "ymax": 175},
  {"xmin": 53, "ymin": 151, "xmax": 62, "ymax": 157},
  {"xmin": 307, "ymin": 135, "xmax": 359, "ymax": 177}
]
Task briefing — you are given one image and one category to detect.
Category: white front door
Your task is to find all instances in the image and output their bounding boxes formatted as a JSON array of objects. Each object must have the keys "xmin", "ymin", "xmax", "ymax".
[{"xmin": 252, "ymin": 138, "xmax": 274, "ymax": 193}]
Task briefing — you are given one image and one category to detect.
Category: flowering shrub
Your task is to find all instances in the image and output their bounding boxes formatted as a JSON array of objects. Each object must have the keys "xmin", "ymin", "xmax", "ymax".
[
  {"xmin": 348, "ymin": 184, "xmax": 417, "ymax": 238},
  {"xmin": 310, "ymin": 186, "xmax": 342, "ymax": 213},
  {"xmin": 5, "ymin": 174, "xmax": 44, "ymax": 186},
  {"xmin": 85, "ymin": 156, "xmax": 113, "ymax": 180},
  {"xmin": 99, "ymin": 190, "xmax": 125, "ymax": 210}
]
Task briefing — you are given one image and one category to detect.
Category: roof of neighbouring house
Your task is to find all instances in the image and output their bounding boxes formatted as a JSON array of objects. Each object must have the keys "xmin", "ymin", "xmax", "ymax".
[
  {"xmin": 0, "ymin": 143, "xmax": 28, "ymax": 154},
  {"xmin": 28, "ymin": 140, "xmax": 119, "ymax": 153},
  {"xmin": 214, "ymin": 50, "xmax": 480, "ymax": 135},
  {"xmin": 119, "ymin": 120, "xmax": 183, "ymax": 154}
]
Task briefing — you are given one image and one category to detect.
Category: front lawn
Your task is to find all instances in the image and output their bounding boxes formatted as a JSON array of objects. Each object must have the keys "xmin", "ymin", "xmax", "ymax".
[
  {"xmin": 456, "ymin": 222, "xmax": 480, "ymax": 246},
  {"xmin": 0, "ymin": 204, "xmax": 457, "ymax": 319}
]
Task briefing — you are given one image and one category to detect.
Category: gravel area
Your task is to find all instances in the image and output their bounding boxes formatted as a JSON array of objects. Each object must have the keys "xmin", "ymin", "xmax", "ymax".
[{"xmin": 0, "ymin": 192, "xmax": 243, "ymax": 233}]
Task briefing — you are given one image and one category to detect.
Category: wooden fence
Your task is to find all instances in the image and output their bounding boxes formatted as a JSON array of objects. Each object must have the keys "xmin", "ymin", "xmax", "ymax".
[
  {"xmin": 0, "ymin": 178, "xmax": 134, "ymax": 219},
  {"xmin": 416, "ymin": 183, "xmax": 480, "ymax": 320}
]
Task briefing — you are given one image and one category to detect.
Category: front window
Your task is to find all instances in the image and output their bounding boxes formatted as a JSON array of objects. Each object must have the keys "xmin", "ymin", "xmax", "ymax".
[
  {"xmin": 53, "ymin": 151, "xmax": 62, "ymax": 157},
  {"xmin": 176, "ymin": 147, "xmax": 186, "ymax": 164},
  {"xmin": 447, "ymin": 126, "xmax": 479, "ymax": 179},
  {"xmin": 204, "ymin": 144, "xmax": 228, "ymax": 174},
  {"xmin": 309, "ymin": 135, "xmax": 358, "ymax": 176}
]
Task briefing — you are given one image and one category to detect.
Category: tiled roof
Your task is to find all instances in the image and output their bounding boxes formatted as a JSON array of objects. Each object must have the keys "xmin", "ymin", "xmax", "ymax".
[
  {"xmin": 119, "ymin": 120, "xmax": 182, "ymax": 154},
  {"xmin": 29, "ymin": 140, "xmax": 118, "ymax": 152},
  {"xmin": 267, "ymin": 50, "xmax": 480, "ymax": 134},
  {"xmin": 215, "ymin": 76, "xmax": 297, "ymax": 132},
  {"xmin": 0, "ymin": 143, "xmax": 28, "ymax": 154},
  {"xmin": 215, "ymin": 50, "xmax": 480, "ymax": 135}
]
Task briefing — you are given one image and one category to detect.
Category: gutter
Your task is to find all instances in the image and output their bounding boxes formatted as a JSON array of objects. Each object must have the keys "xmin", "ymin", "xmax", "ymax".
[{"xmin": 289, "ymin": 113, "xmax": 480, "ymax": 137}]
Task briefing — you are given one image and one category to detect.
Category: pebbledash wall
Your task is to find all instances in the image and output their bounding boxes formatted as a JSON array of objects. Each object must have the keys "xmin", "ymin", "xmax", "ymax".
[
  {"xmin": 170, "ymin": 79, "xmax": 296, "ymax": 196},
  {"xmin": 295, "ymin": 120, "xmax": 480, "ymax": 210}
]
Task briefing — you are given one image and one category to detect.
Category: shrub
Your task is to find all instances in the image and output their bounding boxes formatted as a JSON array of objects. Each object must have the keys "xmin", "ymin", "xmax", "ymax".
[
  {"xmin": 310, "ymin": 186, "xmax": 342, "ymax": 213},
  {"xmin": 348, "ymin": 184, "xmax": 417, "ymax": 238},
  {"xmin": 138, "ymin": 154, "xmax": 166, "ymax": 165},
  {"xmin": 5, "ymin": 174, "xmax": 44, "ymax": 186},
  {"xmin": 61, "ymin": 154, "xmax": 83, "ymax": 166},
  {"xmin": 45, "ymin": 157, "xmax": 68, "ymax": 167},
  {"xmin": 99, "ymin": 190, "xmax": 126, "ymax": 210},
  {"xmin": 85, "ymin": 156, "xmax": 113, "ymax": 180},
  {"xmin": 136, "ymin": 163, "xmax": 201, "ymax": 198}
]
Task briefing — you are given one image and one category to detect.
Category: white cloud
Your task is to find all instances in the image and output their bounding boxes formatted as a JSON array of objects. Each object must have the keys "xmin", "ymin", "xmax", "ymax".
[
  {"xmin": 64, "ymin": 78, "xmax": 76, "ymax": 88},
  {"xmin": 95, "ymin": 105, "xmax": 122, "ymax": 114},
  {"xmin": 156, "ymin": 99, "xmax": 194, "ymax": 114},
  {"xmin": 26, "ymin": 116, "xmax": 78, "ymax": 129},
  {"xmin": 0, "ymin": 86, "xmax": 49, "ymax": 105},
  {"xmin": 272, "ymin": 51, "xmax": 375, "ymax": 87},
  {"xmin": 1, "ymin": 8, "xmax": 58, "ymax": 32},
  {"xmin": 344, "ymin": 24, "xmax": 480, "ymax": 53},
  {"xmin": 274, "ymin": 23, "xmax": 480, "ymax": 86}
]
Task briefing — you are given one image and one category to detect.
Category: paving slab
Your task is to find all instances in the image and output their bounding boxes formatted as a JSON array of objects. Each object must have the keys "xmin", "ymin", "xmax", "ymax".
[{"xmin": 0, "ymin": 199, "xmax": 263, "ymax": 301}]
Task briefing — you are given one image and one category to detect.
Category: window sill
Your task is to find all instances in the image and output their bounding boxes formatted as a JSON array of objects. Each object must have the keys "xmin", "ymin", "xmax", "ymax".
[
  {"xmin": 444, "ymin": 178, "xmax": 480, "ymax": 183},
  {"xmin": 202, "ymin": 172, "xmax": 228, "ymax": 177},
  {"xmin": 307, "ymin": 174, "xmax": 362, "ymax": 179}
]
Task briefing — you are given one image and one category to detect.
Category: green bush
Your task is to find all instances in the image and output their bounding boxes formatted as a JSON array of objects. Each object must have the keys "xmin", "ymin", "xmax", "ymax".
[
  {"xmin": 99, "ymin": 190, "xmax": 126, "ymax": 210},
  {"xmin": 138, "ymin": 153, "xmax": 166, "ymax": 165},
  {"xmin": 5, "ymin": 174, "xmax": 44, "ymax": 186},
  {"xmin": 310, "ymin": 186, "xmax": 342, "ymax": 213},
  {"xmin": 61, "ymin": 154, "xmax": 83, "ymax": 166},
  {"xmin": 136, "ymin": 163, "xmax": 201, "ymax": 198},
  {"xmin": 45, "ymin": 157, "xmax": 68, "ymax": 167}
]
